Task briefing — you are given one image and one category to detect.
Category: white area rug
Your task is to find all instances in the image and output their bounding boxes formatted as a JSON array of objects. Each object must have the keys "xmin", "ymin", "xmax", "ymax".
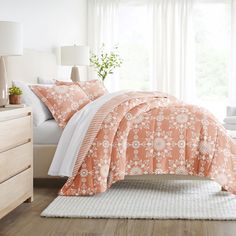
[{"xmin": 41, "ymin": 179, "xmax": 236, "ymax": 220}]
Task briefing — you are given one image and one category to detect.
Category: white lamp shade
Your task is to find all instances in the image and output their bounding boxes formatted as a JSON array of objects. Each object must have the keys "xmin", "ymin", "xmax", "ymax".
[
  {"xmin": 61, "ymin": 45, "xmax": 89, "ymax": 66},
  {"xmin": 0, "ymin": 21, "xmax": 23, "ymax": 56}
]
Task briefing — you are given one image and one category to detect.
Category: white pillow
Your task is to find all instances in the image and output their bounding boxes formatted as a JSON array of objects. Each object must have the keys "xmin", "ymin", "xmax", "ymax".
[
  {"xmin": 13, "ymin": 80, "xmax": 53, "ymax": 126},
  {"xmin": 37, "ymin": 77, "xmax": 55, "ymax": 85}
]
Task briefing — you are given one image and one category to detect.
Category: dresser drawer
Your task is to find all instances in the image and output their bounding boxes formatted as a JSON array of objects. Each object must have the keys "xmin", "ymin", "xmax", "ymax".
[
  {"xmin": 0, "ymin": 168, "xmax": 32, "ymax": 219},
  {"xmin": 0, "ymin": 142, "xmax": 32, "ymax": 183},
  {"xmin": 0, "ymin": 116, "xmax": 31, "ymax": 152}
]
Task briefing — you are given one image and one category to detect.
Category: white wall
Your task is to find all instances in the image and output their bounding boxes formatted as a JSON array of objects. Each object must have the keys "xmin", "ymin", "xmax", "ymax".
[{"xmin": 0, "ymin": 0, "xmax": 88, "ymax": 80}]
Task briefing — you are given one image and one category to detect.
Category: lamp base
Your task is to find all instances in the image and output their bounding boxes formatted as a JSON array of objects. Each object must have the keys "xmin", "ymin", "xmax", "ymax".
[
  {"xmin": 0, "ymin": 57, "xmax": 8, "ymax": 107},
  {"xmin": 71, "ymin": 66, "xmax": 80, "ymax": 82}
]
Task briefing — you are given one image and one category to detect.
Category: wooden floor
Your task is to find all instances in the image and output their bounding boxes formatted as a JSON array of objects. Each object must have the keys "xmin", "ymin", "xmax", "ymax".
[{"xmin": 1, "ymin": 188, "xmax": 236, "ymax": 236}]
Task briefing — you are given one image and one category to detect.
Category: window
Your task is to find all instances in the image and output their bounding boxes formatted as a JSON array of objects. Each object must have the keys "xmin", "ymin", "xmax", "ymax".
[
  {"xmin": 118, "ymin": 0, "xmax": 231, "ymax": 120},
  {"xmin": 194, "ymin": 1, "xmax": 231, "ymax": 120},
  {"xmin": 118, "ymin": 3, "xmax": 150, "ymax": 90}
]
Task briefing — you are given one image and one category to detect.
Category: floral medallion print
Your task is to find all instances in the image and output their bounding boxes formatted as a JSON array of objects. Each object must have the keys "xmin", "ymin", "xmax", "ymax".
[
  {"xmin": 31, "ymin": 85, "xmax": 91, "ymax": 128},
  {"xmin": 59, "ymin": 91, "xmax": 236, "ymax": 196},
  {"xmin": 79, "ymin": 80, "xmax": 108, "ymax": 100},
  {"xmin": 56, "ymin": 79, "xmax": 108, "ymax": 100},
  {"xmin": 170, "ymin": 106, "xmax": 195, "ymax": 130}
]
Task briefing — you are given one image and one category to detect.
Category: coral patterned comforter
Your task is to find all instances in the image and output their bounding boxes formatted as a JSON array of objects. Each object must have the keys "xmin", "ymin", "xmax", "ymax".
[{"xmin": 49, "ymin": 91, "xmax": 236, "ymax": 196}]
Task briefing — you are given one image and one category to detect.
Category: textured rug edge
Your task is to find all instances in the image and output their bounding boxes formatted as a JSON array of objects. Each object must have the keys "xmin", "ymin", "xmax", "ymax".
[
  {"xmin": 41, "ymin": 205, "xmax": 236, "ymax": 221},
  {"xmin": 41, "ymin": 180, "xmax": 236, "ymax": 221}
]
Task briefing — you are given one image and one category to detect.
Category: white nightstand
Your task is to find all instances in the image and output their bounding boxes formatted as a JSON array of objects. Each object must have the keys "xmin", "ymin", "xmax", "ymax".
[{"xmin": 0, "ymin": 107, "xmax": 33, "ymax": 219}]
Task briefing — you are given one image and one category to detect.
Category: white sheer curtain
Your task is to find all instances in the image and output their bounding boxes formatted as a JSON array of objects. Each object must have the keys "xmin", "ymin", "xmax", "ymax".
[
  {"xmin": 88, "ymin": 0, "xmax": 195, "ymax": 99},
  {"xmin": 149, "ymin": 0, "xmax": 195, "ymax": 102},
  {"xmin": 87, "ymin": 0, "xmax": 120, "ymax": 91},
  {"xmin": 229, "ymin": 0, "xmax": 236, "ymax": 106}
]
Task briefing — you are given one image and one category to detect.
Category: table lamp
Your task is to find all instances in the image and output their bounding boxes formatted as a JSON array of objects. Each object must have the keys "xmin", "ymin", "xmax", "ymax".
[
  {"xmin": 61, "ymin": 45, "xmax": 89, "ymax": 82},
  {"xmin": 0, "ymin": 21, "xmax": 23, "ymax": 107}
]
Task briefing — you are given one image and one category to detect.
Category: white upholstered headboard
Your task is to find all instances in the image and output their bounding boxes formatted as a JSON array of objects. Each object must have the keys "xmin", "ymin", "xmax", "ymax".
[{"xmin": 5, "ymin": 49, "xmax": 58, "ymax": 86}]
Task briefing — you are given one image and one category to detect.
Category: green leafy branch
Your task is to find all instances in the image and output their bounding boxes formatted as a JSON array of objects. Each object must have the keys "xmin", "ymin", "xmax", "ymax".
[{"xmin": 90, "ymin": 44, "xmax": 123, "ymax": 81}]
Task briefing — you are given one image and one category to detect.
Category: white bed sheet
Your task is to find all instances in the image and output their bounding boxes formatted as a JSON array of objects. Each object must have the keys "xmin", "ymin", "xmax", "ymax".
[{"xmin": 33, "ymin": 119, "xmax": 63, "ymax": 145}]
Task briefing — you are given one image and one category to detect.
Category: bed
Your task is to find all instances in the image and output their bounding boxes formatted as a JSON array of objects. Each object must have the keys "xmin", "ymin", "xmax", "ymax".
[
  {"xmin": 45, "ymin": 90, "xmax": 236, "ymax": 196},
  {"xmin": 6, "ymin": 49, "xmax": 236, "ymax": 197}
]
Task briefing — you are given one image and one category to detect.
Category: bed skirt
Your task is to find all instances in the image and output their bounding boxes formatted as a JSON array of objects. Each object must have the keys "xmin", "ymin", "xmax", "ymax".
[{"xmin": 33, "ymin": 145, "xmax": 57, "ymax": 178}]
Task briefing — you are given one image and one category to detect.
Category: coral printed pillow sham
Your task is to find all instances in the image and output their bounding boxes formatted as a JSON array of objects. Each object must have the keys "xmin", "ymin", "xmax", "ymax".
[
  {"xmin": 56, "ymin": 80, "xmax": 108, "ymax": 101},
  {"xmin": 31, "ymin": 85, "xmax": 91, "ymax": 128}
]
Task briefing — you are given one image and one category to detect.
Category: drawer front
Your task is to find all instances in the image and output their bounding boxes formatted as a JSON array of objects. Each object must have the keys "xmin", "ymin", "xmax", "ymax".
[
  {"xmin": 0, "ymin": 142, "xmax": 32, "ymax": 183},
  {"xmin": 0, "ymin": 116, "xmax": 31, "ymax": 152},
  {"xmin": 0, "ymin": 168, "xmax": 33, "ymax": 219}
]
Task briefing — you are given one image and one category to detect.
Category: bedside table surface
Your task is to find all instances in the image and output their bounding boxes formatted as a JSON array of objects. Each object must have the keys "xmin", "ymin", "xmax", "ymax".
[
  {"xmin": 0, "ymin": 107, "xmax": 31, "ymax": 122},
  {"xmin": 0, "ymin": 105, "xmax": 28, "ymax": 111}
]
